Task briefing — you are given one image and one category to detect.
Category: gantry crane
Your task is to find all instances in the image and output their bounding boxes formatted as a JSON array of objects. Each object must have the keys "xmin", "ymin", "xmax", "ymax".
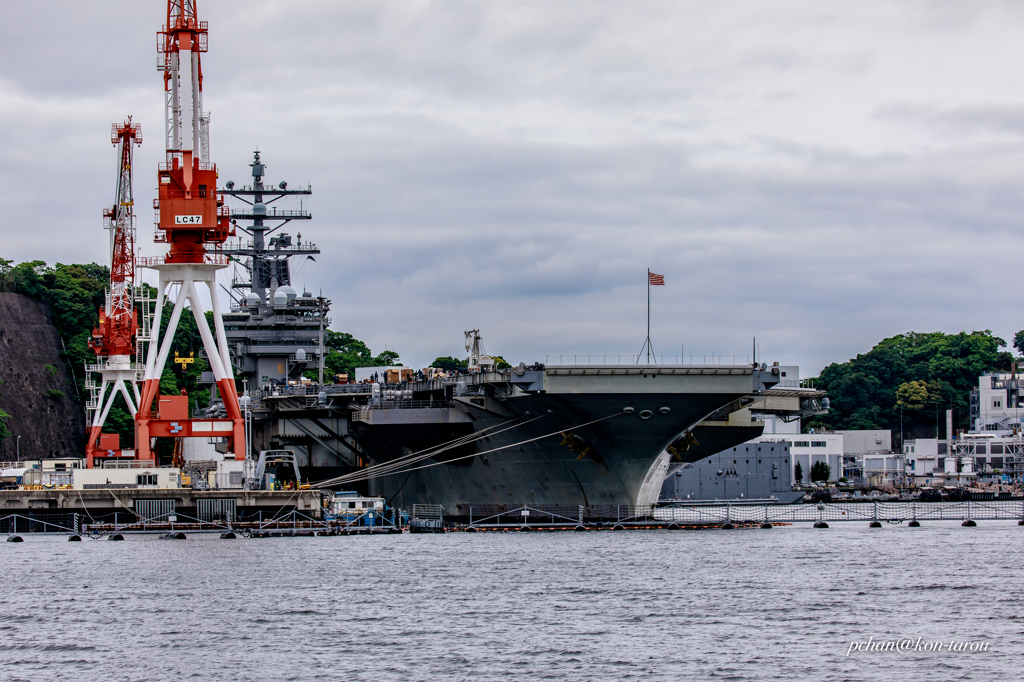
[
  {"xmin": 134, "ymin": 0, "xmax": 243, "ymax": 463},
  {"xmin": 84, "ymin": 118, "xmax": 143, "ymax": 468}
]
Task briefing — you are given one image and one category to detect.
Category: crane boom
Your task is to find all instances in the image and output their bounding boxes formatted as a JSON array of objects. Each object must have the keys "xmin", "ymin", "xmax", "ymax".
[
  {"xmin": 90, "ymin": 119, "xmax": 141, "ymax": 358},
  {"xmin": 84, "ymin": 118, "xmax": 143, "ymax": 467}
]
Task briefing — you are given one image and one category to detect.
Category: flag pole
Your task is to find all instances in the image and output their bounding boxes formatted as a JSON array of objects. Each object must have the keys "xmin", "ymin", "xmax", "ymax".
[{"xmin": 647, "ymin": 268, "xmax": 651, "ymax": 363}]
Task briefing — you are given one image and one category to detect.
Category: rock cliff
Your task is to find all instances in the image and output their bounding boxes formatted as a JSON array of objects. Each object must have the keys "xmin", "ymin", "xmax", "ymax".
[{"xmin": 0, "ymin": 293, "xmax": 86, "ymax": 459}]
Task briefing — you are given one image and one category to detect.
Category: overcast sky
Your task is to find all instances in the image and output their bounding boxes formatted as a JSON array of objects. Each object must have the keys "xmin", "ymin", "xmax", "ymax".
[{"xmin": 3, "ymin": 1, "xmax": 1024, "ymax": 375}]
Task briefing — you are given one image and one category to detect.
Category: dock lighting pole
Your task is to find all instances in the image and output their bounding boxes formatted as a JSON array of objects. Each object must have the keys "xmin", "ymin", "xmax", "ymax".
[{"xmin": 17, "ymin": 435, "xmax": 21, "ymax": 460}]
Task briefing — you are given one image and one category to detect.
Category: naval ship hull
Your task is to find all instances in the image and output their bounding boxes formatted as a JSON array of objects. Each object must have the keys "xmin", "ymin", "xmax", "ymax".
[{"xmin": 350, "ymin": 365, "xmax": 778, "ymax": 511}]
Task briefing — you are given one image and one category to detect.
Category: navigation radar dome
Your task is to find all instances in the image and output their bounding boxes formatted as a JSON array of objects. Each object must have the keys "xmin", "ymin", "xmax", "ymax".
[
  {"xmin": 279, "ymin": 285, "xmax": 297, "ymax": 302},
  {"xmin": 273, "ymin": 290, "xmax": 288, "ymax": 307},
  {"xmin": 253, "ymin": 202, "xmax": 267, "ymax": 216},
  {"xmin": 245, "ymin": 292, "xmax": 260, "ymax": 308},
  {"xmin": 295, "ymin": 348, "xmax": 307, "ymax": 362}
]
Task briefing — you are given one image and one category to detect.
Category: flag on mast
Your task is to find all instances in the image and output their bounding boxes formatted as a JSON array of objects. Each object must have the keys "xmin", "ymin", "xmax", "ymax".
[{"xmin": 648, "ymin": 272, "xmax": 665, "ymax": 286}]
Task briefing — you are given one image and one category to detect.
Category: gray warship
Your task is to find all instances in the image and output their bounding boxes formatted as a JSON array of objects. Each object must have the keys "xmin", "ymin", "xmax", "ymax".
[
  {"xmin": 346, "ymin": 356, "xmax": 783, "ymax": 511},
  {"xmin": 209, "ymin": 152, "xmax": 801, "ymax": 509}
]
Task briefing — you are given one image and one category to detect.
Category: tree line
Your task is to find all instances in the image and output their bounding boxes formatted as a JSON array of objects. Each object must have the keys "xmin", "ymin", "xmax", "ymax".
[
  {"xmin": 804, "ymin": 330, "xmax": 1018, "ymax": 443},
  {"xmin": 0, "ymin": 259, "xmax": 405, "ymax": 445}
]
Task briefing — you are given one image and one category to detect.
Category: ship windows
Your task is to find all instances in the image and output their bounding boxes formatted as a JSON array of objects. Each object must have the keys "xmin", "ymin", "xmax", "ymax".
[
  {"xmin": 758, "ymin": 459, "xmax": 761, "ymax": 464},
  {"xmin": 198, "ymin": 184, "xmax": 207, "ymax": 198}
]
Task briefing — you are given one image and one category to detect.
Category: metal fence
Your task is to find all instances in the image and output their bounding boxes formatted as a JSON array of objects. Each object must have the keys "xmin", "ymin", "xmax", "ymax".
[
  {"xmin": 656, "ymin": 500, "xmax": 1024, "ymax": 524},
  {"xmin": 412, "ymin": 504, "xmax": 443, "ymax": 520},
  {"xmin": 198, "ymin": 498, "xmax": 237, "ymax": 522},
  {"xmin": 134, "ymin": 499, "xmax": 175, "ymax": 522}
]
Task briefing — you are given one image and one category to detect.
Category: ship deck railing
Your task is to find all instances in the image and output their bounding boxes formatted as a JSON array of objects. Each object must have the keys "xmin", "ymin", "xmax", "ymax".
[
  {"xmin": 546, "ymin": 354, "xmax": 754, "ymax": 366},
  {"xmin": 362, "ymin": 400, "xmax": 450, "ymax": 411},
  {"xmin": 250, "ymin": 384, "xmax": 373, "ymax": 404}
]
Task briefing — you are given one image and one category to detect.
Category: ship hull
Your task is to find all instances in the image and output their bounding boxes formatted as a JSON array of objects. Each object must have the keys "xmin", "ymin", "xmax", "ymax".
[{"xmin": 352, "ymin": 366, "xmax": 776, "ymax": 511}]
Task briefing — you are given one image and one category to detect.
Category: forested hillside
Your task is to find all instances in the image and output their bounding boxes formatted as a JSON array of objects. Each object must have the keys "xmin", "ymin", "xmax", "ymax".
[
  {"xmin": 0, "ymin": 259, "xmax": 400, "ymax": 448},
  {"xmin": 805, "ymin": 331, "xmax": 1015, "ymax": 442}
]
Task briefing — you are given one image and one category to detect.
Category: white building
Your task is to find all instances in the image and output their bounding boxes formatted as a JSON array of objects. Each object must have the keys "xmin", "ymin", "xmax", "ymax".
[
  {"xmin": 971, "ymin": 373, "xmax": 1024, "ymax": 434},
  {"xmin": 838, "ymin": 430, "xmax": 891, "ymax": 455},
  {"xmin": 784, "ymin": 433, "xmax": 844, "ymax": 483},
  {"xmin": 863, "ymin": 453, "xmax": 906, "ymax": 487},
  {"xmin": 903, "ymin": 437, "xmax": 945, "ymax": 486}
]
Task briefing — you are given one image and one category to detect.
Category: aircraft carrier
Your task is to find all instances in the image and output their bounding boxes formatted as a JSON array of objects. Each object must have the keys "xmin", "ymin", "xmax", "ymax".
[
  {"xmin": 343, "ymin": 361, "xmax": 782, "ymax": 511},
  {"xmin": 202, "ymin": 152, "xmax": 790, "ymax": 509},
  {"xmin": 198, "ymin": 152, "xmax": 801, "ymax": 513}
]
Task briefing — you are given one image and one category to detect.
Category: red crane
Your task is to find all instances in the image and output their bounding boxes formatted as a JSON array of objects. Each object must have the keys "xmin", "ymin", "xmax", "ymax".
[
  {"xmin": 134, "ymin": 0, "xmax": 243, "ymax": 464},
  {"xmin": 85, "ymin": 119, "xmax": 143, "ymax": 467},
  {"xmin": 91, "ymin": 119, "xmax": 142, "ymax": 358}
]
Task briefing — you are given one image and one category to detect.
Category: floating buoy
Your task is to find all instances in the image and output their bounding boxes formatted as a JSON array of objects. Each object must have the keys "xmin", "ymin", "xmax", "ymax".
[
  {"xmin": 869, "ymin": 521, "xmax": 882, "ymax": 528},
  {"xmin": 220, "ymin": 532, "xmax": 237, "ymax": 539},
  {"xmin": 908, "ymin": 520, "xmax": 921, "ymax": 527},
  {"xmin": 108, "ymin": 534, "xmax": 124, "ymax": 541},
  {"xmin": 519, "ymin": 525, "xmax": 532, "ymax": 532},
  {"xmin": 813, "ymin": 521, "xmax": 829, "ymax": 529},
  {"xmin": 1018, "ymin": 519, "xmax": 1024, "ymax": 526},
  {"xmin": 161, "ymin": 532, "xmax": 187, "ymax": 540},
  {"xmin": 612, "ymin": 524, "xmax": 625, "ymax": 531},
  {"xmin": 465, "ymin": 527, "xmax": 478, "ymax": 533},
  {"xmin": 574, "ymin": 525, "xmax": 587, "ymax": 531},
  {"xmin": 667, "ymin": 523, "xmax": 680, "ymax": 530},
  {"xmin": 761, "ymin": 522, "xmax": 773, "ymax": 529},
  {"xmin": 68, "ymin": 535, "xmax": 82, "ymax": 541},
  {"xmin": 962, "ymin": 519, "xmax": 977, "ymax": 527},
  {"xmin": 722, "ymin": 522, "xmax": 735, "ymax": 530},
  {"xmin": 6, "ymin": 536, "xmax": 23, "ymax": 543}
]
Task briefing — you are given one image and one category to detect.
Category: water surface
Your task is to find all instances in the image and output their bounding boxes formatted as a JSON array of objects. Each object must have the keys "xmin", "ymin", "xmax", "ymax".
[{"xmin": 0, "ymin": 521, "xmax": 1018, "ymax": 681}]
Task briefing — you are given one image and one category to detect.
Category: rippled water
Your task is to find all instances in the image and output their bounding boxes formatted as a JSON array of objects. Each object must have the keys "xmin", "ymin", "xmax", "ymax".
[{"xmin": 1, "ymin": 521, "xmax": 1020, "ymax": 681}]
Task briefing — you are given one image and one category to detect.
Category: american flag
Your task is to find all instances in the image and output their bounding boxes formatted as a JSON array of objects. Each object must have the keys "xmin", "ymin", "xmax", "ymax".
[{"xmin": 648, "ymin": 272, "xmax": 665, "ymax": 286}]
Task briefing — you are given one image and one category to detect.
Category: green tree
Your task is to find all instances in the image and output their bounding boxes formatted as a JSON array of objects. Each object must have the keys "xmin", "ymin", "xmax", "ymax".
[
  {"xmin": 794, "ymin": 461, "xmax": 803, "ymax": 483},
  {"xmin": 0, "ymin": 406, "xmax": 11, "ymax": 442},
  {"xmin": 806, "ymin": 330, "xmax": 1005, "ymax": 437},
  {"xmin": 431, "ymin": 356, "xmax": 468, "ymax": 372},
  {"xmin": 306, "ymin": 330, "xmax": 403, "ymax": 382},
  {"xmin": 0, "ymin": 377, "xmax": 7, "ymax": 442},
  {"xmin": 373, "ymin": 349, "xmax": 401, "ymax": 366},
  {"xmin": 1014, "ymin": 329, "xmax": 1024, "ymax": 356},
  {"xmin": 895, "ymin": 380, "xmax": 930, "ymax": 410},
  {"xmin": 810, "ymin": 461, "xmax": 831, "ymax": 482}
]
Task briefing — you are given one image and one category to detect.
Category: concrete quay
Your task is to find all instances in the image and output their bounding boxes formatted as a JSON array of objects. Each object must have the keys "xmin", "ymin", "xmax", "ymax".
[{"xmin": 0, "ymin": 488, "xmax": 322, "ymax": 516}]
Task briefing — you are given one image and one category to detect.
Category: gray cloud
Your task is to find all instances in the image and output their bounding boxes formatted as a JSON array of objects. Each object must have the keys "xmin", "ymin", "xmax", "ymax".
[{"xmin": 2, "ymin": 1, "xmax": 1024, "ymax": 375}]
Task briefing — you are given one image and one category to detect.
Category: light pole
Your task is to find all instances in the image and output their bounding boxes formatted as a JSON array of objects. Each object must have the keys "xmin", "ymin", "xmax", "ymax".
[{"xmin": 16, "ymin": 435, "xmax": 21, "ymax": 460}]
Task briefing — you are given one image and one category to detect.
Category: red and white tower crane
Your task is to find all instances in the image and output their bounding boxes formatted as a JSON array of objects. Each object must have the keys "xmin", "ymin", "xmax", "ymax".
[
  {"xmin": 134, "ymin": 0, "xmax": 244, "ymax": 462},
  {"xmin": 85, "ymin": 118, "xmax": 143, "ymax": 468}
]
